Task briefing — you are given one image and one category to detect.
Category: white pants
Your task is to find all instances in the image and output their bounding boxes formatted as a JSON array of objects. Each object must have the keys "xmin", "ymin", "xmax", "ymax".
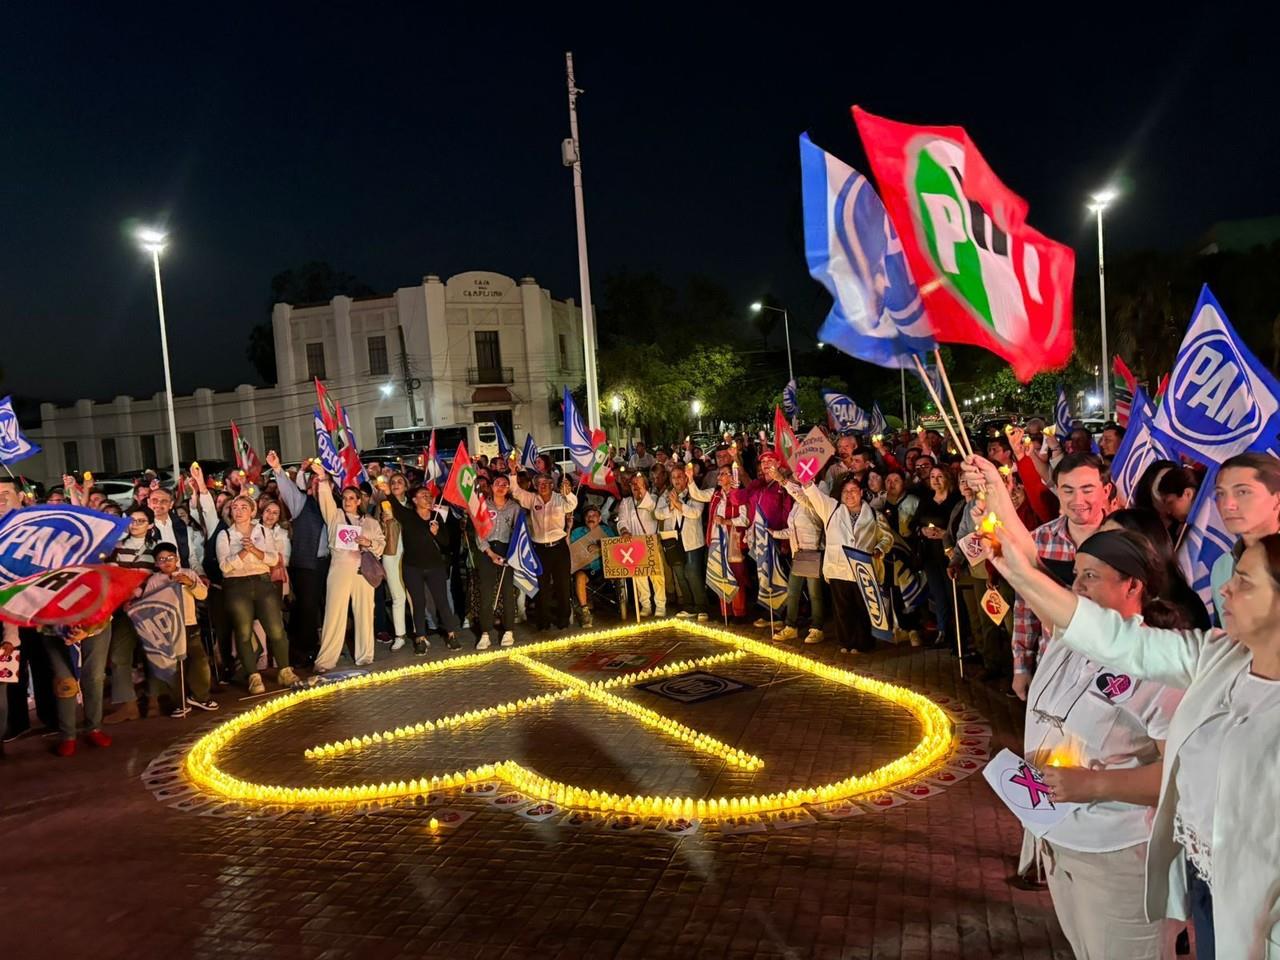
[
  {"xmin": 1043, "ymin": 841, "xmax": 1170, "ymax": 960},
  {"xmin": 383, "ymin": 551, "xmax": 407, "ymax": 637},
  {"xmin": 316, "ymin": 559, "xmax": 375, "ymax": 669},
  {"xmin": 634, "ymin": 576, "xmax": 666, "ymax": 615}
]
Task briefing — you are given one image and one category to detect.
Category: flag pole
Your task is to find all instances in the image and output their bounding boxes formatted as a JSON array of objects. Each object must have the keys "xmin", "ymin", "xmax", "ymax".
[
  {"xmin": 492, "ymin": 565, "xmax": 508, "ymax": 616},
  {"xmin": 910, "ymin": 356, "xmax": 968, "ymax": 460},
  {"xmin": 933, "ymin": 350, "xmax": 975, "ymax": 459},
  {"xmin": 951, "ymin": 576, "xmax": 965, "ymax": 679}
]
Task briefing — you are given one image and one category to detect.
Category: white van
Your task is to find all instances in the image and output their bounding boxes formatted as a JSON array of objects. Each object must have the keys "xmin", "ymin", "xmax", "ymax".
[{"xmin": 381, "ymin": 423, "xmax": 502, "ymax": 462}]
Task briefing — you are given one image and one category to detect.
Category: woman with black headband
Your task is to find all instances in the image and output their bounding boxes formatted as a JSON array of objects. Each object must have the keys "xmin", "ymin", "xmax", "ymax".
[{"xmin": 966, "ymin": 453, "xmax": 1280, "ymax": 959}]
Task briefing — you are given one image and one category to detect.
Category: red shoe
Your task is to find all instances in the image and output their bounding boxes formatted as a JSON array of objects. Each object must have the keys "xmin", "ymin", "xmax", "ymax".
[
  {"xmin": 85, "ymin": 729, "xmax": 112, "ymax": 749},
  {"xmin": 54, "ymin": 739, "xmax": 77, "ymax": 757}
]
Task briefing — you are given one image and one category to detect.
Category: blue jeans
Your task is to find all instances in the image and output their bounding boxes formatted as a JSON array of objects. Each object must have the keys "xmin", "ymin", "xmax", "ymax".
[
  {"xmin": 43, "ymin": 624, "xmax": 111, "ymax": 739},
  {"xmin": 924, "ymin": 564, "xmax": 954, "ymax": 643},
  {"xmin": 1188, "ymin": 861, "xmax": 1214, "ymax": 960},
  {"xmin": 786, "ymin": 573, "xmax": 824, "ymax": 628}
]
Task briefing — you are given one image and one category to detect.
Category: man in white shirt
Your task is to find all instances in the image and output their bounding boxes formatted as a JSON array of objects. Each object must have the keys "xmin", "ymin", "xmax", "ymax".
[
  {"xmin": 615, "ymin": 474, "xmax": 665, "ymax": 617},
  {"xmin": 628, "ymin": 442, "xmax": 656, "ymax": 472},
  {"xmin": 148, "ymin": 486, "xmax": 203, "ymax": 572},
  {"xmin": 654, "ymin": 466, "xmax": 708, "ymax": 620},
  {"xmin": 511, "ymin": 474, "xmax": 578, "ymax": 630}
]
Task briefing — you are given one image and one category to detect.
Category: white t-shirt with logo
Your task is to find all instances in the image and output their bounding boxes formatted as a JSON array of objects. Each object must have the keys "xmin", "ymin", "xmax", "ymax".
[{"xmin": 1025, "ymin": 629, "xmax": 1183, "ymax": 853}]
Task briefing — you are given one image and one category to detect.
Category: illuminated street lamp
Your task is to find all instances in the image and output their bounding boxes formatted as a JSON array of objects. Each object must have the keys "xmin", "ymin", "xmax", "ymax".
[
  {"xmin": 136, "ymin": 227, "xmax": 179, "ymax": 481},
  {"xmin": 750, "ymin": 302, "xmax": 794, "ymax": 384},
  {"xmin": 691, "ymin": 398, "xmax": 704, "ymax": 433},
  {"xmin": 1088, "ymin": 188, "xmax": 1118, "ymax": 421}
]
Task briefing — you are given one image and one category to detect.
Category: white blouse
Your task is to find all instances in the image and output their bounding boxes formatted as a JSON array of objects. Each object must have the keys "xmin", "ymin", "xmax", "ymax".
[
  {"xmin": 1173, "ymin": 667, "xmax": 1280, "ymax": 890},
  {"xmin": 216, "ymin": 523, "xmax": 279, "ymax": 577},
  {"xmin": 1025, "ymin": 635, "xmax": 1182, "ymax": 854}
]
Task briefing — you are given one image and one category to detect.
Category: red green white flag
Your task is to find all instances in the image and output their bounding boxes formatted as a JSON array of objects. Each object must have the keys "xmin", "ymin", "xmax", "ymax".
[
  {"xmin": 442, "ymin": 441, "xmax": 493, "ymax": 540},
  {"xmin": 852, "ymin": 107, "xmax": 1075, "ymax": 381},
  {"xmin": 230, "ymin": 420, "xmax": 263, "ymax": 484},
  {"xmin": 773, "ymin": 406, "xmax": 798, "ymax": 468},
  {"xmin": 0, "ymin": 564, "xmax": 149, "ymax": 628}
]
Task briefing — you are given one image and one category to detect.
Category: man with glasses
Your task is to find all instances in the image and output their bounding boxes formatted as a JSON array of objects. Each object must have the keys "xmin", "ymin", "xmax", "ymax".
[{"xmin": 148, "ymin": 486, "xmax": 201, "ymax": 571}]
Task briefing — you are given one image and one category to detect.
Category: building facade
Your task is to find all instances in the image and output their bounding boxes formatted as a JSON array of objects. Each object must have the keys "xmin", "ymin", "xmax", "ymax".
[{"xmin": 25, "ymin": 271, "xmax": 586, "ymax": 482}]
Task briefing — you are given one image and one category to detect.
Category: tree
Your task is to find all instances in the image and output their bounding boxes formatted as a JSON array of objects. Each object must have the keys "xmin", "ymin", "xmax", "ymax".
[{"xmin": 245, "ymin": 262, "xmax": 376, "ymax": 385}]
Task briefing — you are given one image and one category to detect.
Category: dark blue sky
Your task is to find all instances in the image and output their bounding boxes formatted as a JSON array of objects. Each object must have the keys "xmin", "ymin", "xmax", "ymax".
[{"xmin": 2, "ymin": 3, "xmax": 1276, "ymax": 402}]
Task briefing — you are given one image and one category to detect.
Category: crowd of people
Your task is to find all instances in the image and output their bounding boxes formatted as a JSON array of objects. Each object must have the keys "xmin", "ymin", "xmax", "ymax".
[{"xmin": 2, "ymin": 406, "xmax": 1276, "ymax": 954}]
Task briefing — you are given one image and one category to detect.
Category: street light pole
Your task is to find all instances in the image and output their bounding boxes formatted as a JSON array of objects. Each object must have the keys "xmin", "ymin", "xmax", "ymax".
[
  {"xmin": 138, "ymin": 229, "xmax": 180, "ymax": 481},
  {"xmin": 563, "ymin": 52, "xmax": 601, "ymax": 429},
  {"xmin": 749, "ymin": 301, "xmax": 795, "ymax": 384},
  {"xmin": 1089, "ymin": 189, "xmax": 1117, "ymax": 422}
]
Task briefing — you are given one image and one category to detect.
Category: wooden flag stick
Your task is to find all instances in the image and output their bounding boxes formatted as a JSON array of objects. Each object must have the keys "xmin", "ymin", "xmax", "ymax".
[
  {"xmin": 933, "ymin": 349, "xmax": 975, "ymax": 459},
  {"xmin": 910, "ymin": 355, "xmax": 969, "ymax": 460}
]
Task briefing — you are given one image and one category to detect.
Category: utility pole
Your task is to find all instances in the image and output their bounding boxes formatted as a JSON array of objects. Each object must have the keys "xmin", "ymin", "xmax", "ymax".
[
  {"xmin": 562, "ymin": 51, "xmax": 601, "ymax": 429},
  {"xmin": 397, "ymin": 325, "xmax": 421, "ymax": 426}
]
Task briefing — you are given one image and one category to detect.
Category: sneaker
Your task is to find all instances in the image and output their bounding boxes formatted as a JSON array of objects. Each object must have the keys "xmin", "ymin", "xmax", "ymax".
[
  {"xmin": 500, "ymin": 631, "xmax": 515, "ymax": 648},
  {"xmin": 391, "ymin": 636, "xmax": 406, "ymax": 651},
  {"xmin": 54, "ymin": 739, "xmax": 77, "ymax": 758},
  {"xmin": 753, "ymin": 618, "xmax": 770, "ymax": 629},
  {"xmin": 462, "ymin": 618, "xmax": 472, "ymax": 629},
  {"xmin": 277, "ymin": 667, "xmax": 300, "ymax": 687},
  {"xmin": 654, "ymin": 607, "xmax": 667, "ymax": 618},
  {"xmin": 354, "ymin": 658, "xmax": 374, "ymax": 667},
  {"xmin": 804, "ymin": 628, "xmax": 825, "ymax": 645},
  {"xmin": 639, "ymin": 606, "xmax": 653, "ymax": 618},
  {"xmin": 84, "ymin": 729, "xmax": 112, "ymax": 748},
  {"xmin": 186, "ymin": 698, "xmax": 219, "ymax": 712},
  {"xmin": 445, "ymin": 634, "xmax": 462, "ymax": 651},
  {"xmin": 476, "ymin": 633, "xmax": 492, "ymax": 651},
  {"xmin": 579, "ymin": 607, "xmax": 594, "ymax": 628},
  {"xmin": 103, "ymin": 701, "xmax": 140, "ymax": 725},
  {"xmin": 772, "ymin": 626, "xmax": 799, "ymax": 643},
  {"xmin": 908, "ymin": 630, "xmax": 924, "ymax": 647},
  {"xmin": 247, "ymin": 673, "xmax": 265, "ymax": 696},
  {"xmin": 675, "ymin": 611, "xmax": 693, "ymax": 619},
  {"xmin": 696, "ymin": 612, "xmax": 709, "ymax": 622},
  {"xmin": 376, "ymin": 632, "xmax": 393, "ymax": 644},
  {"xmin": 413, "ymin": 637, "xmax": 429, "ymax": 656},
  {"xmin": 170, "ymin": 705, "xmax": 191, "ymax": 719}
]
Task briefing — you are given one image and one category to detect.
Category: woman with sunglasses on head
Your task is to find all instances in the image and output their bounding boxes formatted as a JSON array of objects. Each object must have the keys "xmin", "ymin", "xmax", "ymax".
[
  {"xmin": 216, "ymin": 494, "xmax": 291, "ymax": 695},
  {"xmin": 968, "ymin": 453, "xmax": 1280, "ymax": 960}
]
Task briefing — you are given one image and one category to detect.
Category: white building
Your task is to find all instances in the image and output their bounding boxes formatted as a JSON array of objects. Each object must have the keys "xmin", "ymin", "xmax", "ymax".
[{"xmin": 25, "ymin": 270, "xmax": 586, "ymax": 482}]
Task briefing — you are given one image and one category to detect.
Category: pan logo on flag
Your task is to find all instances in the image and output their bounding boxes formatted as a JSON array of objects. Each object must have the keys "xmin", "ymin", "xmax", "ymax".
[
  {"xmin": 908, "ymin": 138, "xmax": 1034, "ymax": 347},
  {"xmin": 1165, "ymin": 322, "xmax": 1276, "ymax": 448},
  {"xmin": 0, "ymin": 508, "xmax": 129, "ymax": 586},
  {"xmin": 0, "ymin": 408, "xmax": 21, "ymax": 453}
]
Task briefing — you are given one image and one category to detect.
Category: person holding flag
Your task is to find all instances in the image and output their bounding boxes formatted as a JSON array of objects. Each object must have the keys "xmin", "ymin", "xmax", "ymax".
[
  {"xmin": 475, "ymin": 473, "xmax": 522, "ymax": 648},
  {"xmin": 704, "ymin": 465, "xmax": 750, "ymax": 620},
  {"xmin": 520, "ymin": 434, "xmax": 539, "ymax": 473},
  {"xmin": 381, "ymin": 481, "xmax": 459, "ymax": 654},
  {"xmin": 503, "ymin": 512, "xmax": 542, "ymax": 625},
  {"xmin": 615, "ymin": 472, "xmax": 665, "ymax": 618},
  {"xmin": 762, "ymin": 460, "xmax": 824, "ymax": 644},
  {"xmin": 510, "ymin": 472, "xmax": 578, "ymax": 631},
  {"xmin": 266, "ymin": 452, "xmax": 330, "ymax": 667},
  {"xmin": 311, "ymin": 460, "xmax": 386, "ymax": 670}
]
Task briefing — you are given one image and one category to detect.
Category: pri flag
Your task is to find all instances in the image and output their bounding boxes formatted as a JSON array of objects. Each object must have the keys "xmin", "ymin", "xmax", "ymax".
[
  {"xmin": 1110, "ymin": 387, "xmax": 1171, "ymax": 504},
  {"xmin": 229, "ymin": 420, "xmax": 263, "ymax": 484},
  {"xmin": 0, "ymin": 396, "xmax": 41, "ymax": 465},
  {"xmin": 773, "ymin": 407, "xmax": 799, "ymax": 468},
  {"xmin": 505, "ymin": 512, "xmax": 543, "ymax": 597},
  {"xmin": 799, "ymin": 133, "xmax": 936, "ymax": 369},
  {"xmin": 1151, "ymin": 285, "xmax": 1280, "ymax": 464},
  {"xmin": 125, "ymin": 581, "xmax": 188, "ymax": 684},
  {"xmin": 0, "ymin": 564, "xmax": 148, "ymax": 628},
  {"xmin": 0, "ymin": 504, "xmax": 131, "ymax": 587},
  {"xmin": 1113, "ymin": 355, "xmax": 1138, "ymax": 427},
  {"xmin": 520, "ymin": 434, "xmax": 540, "ymax": 472},
  {"xmin": 853, "ymin": 107, "xmax": 1075, "ymax": 381},
  {"xmin": 442, "ymin": 441, "xmax": 494, "ymax": 540},
  {"xmin": 822, "ymin": 391, "xmax": 869, "ymax": 433}
]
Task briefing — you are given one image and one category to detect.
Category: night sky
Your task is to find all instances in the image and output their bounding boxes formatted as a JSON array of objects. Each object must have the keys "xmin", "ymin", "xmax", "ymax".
[{"xmin": 3, "ymin": 4, "xmax": 1276, "ymax": 404}]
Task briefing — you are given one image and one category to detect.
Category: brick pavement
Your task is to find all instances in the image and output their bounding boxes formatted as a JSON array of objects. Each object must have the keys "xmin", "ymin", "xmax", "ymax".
[{"xmin": 1, "ymin": 621, "xmax": 1071, "ymax": 960}]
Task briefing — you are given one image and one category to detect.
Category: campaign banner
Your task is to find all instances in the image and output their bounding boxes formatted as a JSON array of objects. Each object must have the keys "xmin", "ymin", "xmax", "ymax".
[
  {"xmin": 0, "ymin": 505, "xmax": 131, "ymax": 587},
  {"xmin": 601, "ymin": 535, "xmax": 663, "ymax": 580},
  {"xmin": 982, "ymin": 748, "xmax": 1078, "ymax": 837},
  {"xmin": 793, "ymin": 427, "xmax": 836, "ymax": 484}
]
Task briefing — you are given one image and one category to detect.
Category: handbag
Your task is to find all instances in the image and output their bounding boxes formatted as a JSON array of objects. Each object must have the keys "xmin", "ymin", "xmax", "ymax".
[
  {"xmin": 792, "ymin": 549, "xmax": 822, "ymax": 579},
  {"xmin": 359, "ymin": 548, "xmax": 385, "ymax": 588}
]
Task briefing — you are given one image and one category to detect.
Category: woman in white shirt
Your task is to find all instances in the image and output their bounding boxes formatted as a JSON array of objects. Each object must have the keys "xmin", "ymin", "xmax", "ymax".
[
  {"xmin": 973, "ymin": 457, "xmax": 1280, "ymax": 960},
  {"xmin": 216, "ymin": 495, "xmax": 291, "ymax": 695},
  {"xmin": 615, "ymin": 473, "xmax": 665, "ymax": 617},
  {"xmin": 311, "ymin": 465, "xmax": 386, "ymax": 672}
]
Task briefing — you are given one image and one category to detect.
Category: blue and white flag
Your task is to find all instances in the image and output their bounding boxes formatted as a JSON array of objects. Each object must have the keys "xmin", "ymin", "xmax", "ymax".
[
  {"xmin": 843, "ymin": 546, "xmax": 892, "ymax": 641},
  {"xmin": 520, "ymin": 433, "xmax": 539, "ymax": 471},
  {"xmin": 705, "ymin": 528, "xmax": 738, "ymax": 604},
  {"xmin": 1054, "ymin": 386, "xmax": 1073, "ymax": 438},
  {"xmin": 125, "ymin": 581, "xmax": 187, "ymax": 685},
  {"xmin": 747, "ymin": 512, "xmax": 770, "ymax": 565},
  {"xmin": 0, "ymin": 396, "xmax": 40, "ymax": 465},
  {"xmin": 869, "ymin": 402, "xmax": 889, "ymax": 437},
  {"xmin": 0, "ymin": 505, "xmax": 131, "ymax": 587},
  {"xmin": 505, "ymin": 512, "xmax": 542, "ymax": 597},
  {"xmin": 1110, "ymin": 387, "xmax": 1172, "ymax": 504},
  {"xmin": 822, "ymin": 390, "xmax": 869, "ymax": 433},
  {"xmin": 756, "ymin": 534, "xmax": 788, "ymax": 612},
  {"xmin": 493, "ymin": 421, "xmax": 513, "ymax": 461},
  {"xmin": 781, "ymin": 379, "xmax": 799, "ymax": 419},
  {"xmin": 314, "ymin": 409, "xmax": 344, "ymax": 479},
  {"xmin": 563, "ymin": 387, "xmax": 595, "ymax": 474},
  {"xmin": 1152, "ymin": 285, "xmax": 1280, "ymax": 464},
  {"xmin": 800, "ymin": 133, "xmax": 936, "ymax": 369},
  {"xmin": 1177, "ymin": 467, "xmax": 1235, "ymax": 618}
]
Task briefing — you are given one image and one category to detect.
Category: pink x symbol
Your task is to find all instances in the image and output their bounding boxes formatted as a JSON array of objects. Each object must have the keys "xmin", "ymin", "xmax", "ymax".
[
  {"xmin": 795, "ymin": 458, "xmax": 818, "ymax": 483},
  {"xmin": 618, "ymin": 546, "xmax": 635, "ymax": 565},
  {"xmin": 1104, "ymin": 675, "xmax": 1131, "ymax": 698},
  {"xmin": 1009, "ymin": 764, "xmax": 1053, "ymax": 809}
]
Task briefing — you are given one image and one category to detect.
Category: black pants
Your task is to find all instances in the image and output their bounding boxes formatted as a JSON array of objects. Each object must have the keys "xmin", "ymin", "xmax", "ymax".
[
  {"xmin": 288, "ymin": 562, "xmax": 328, "ymax": 663},
  {"xmin": 404, "ymin": 565, "xmax": 459, "ymax": 636},
  {"xmin": 477, "ymin": 542, "xmax": 516, "ymax": 634},
  {"xmin": 6, "ymin": 627, "xmax": 57, "ymax": 735},
  {"xmin": 224, "ymin": 574, "xmax": 289, "ymax": 677},
  {"xmin": 206, "ymin": 585, "xmax": 233, "ymax": 676},
  {"xmin": 534, "ymin": 540, "xmax": 572, "ymax": 629},
  {"xmin": 830, "ymin": 579, "xmax": 874, "ymax": 652}
]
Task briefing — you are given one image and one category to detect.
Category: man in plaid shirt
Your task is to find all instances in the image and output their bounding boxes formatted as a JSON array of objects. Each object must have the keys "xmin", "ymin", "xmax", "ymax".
[{"xmin": 1010, "ymin": 453, "xmax": 1114, "ymax": 699}]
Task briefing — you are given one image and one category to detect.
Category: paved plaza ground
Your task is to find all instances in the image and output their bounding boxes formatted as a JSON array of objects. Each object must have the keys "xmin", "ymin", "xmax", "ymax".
[{"xmin": 2, "ymin": 621, "xmax": 1073, "ymax": 960}]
